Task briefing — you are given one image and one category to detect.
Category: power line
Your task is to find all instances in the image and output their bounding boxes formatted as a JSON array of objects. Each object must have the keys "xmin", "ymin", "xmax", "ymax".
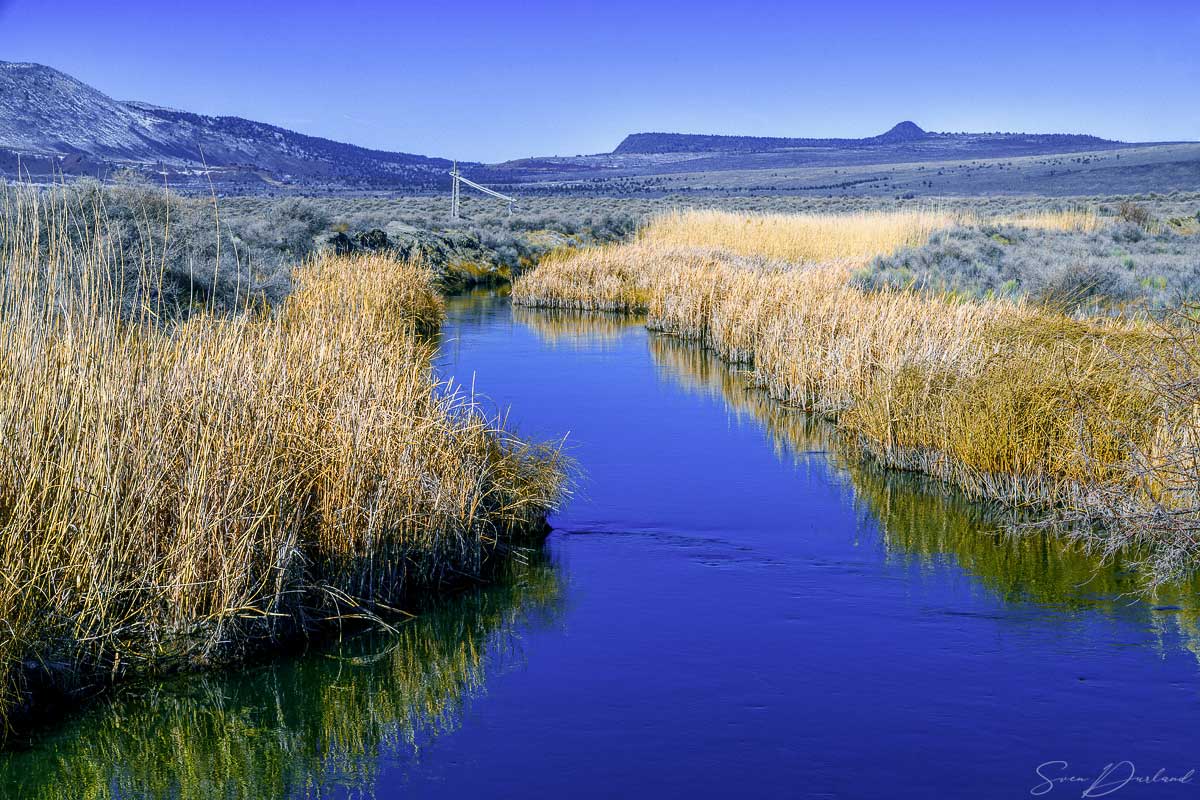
[{"xmin": 449, "ymin": 162, "xmax": 516, "ymax": 219}]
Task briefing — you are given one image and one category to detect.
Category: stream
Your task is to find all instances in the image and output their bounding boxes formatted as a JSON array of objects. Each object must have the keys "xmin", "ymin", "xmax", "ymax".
[{"xmin": 4, "ymin": 290, "xmax": 1200, "ymax": 799}]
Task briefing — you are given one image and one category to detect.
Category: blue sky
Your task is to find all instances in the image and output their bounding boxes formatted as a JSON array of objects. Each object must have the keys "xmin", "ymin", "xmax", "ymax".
[{"xmin": 1, "ymin": 0, "xmax": 1197, "ymax": 161}]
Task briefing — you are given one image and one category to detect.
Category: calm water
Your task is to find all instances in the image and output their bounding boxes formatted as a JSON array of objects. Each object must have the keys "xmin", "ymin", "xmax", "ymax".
[{"xmin": 5, "ymin": 291, "xmax": 1200, "ymax": 799}]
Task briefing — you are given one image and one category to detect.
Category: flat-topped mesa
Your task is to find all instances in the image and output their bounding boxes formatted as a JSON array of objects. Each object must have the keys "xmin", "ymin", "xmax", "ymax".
[
  {"xmin": 609, "ymin": 120, "xmax": 1132, "ymax": 155},
  {"xmin": 611, "ymin": 121, "xmax": 932, "ymax": 154}
]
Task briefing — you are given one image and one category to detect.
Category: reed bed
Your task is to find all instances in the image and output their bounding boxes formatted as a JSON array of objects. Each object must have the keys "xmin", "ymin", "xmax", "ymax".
[
  {"xmin": 515, "ymin": 209, "xmax": 1197, "ymax": 585},
  {"xmin": 993, "ymin": 208, "xmax": 1101, "ymax": 232},
  {"xmin": 638, "ymin": 208, "xmax": 962, "ymax": 263},
  {"xmin": 0, "ymin": 186, "xmax": 565, "ymax": 733},
  {"xmin": 636, "ymin": 208, "xmax": 1099, "ymax": 263}
]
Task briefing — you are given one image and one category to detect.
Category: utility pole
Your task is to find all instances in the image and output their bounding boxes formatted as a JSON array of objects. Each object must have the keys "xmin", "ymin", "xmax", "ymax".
[
  {"xmin": 447, "ymin": 162, "xmax": 516, "ymax": 219},
  {"xmin": 450, "ymin": 161, "xmax": 461, "ymax": 220}
]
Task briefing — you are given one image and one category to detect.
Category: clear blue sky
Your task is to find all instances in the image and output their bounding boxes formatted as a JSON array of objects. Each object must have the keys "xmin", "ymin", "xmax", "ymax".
[{"xmin": 1, "ymin": 0, "xmax": 1197, "ymax": 162}]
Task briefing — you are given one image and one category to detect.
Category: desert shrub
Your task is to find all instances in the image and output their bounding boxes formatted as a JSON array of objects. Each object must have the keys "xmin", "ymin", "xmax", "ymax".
[
  {"xmin": 241, "ymin": 197, "xmax": 331, "ymax": 259},
  {"xmin": 1119, "ymin": 201, "xmax": 1154, "ymax": 229},
  {"xmin": 1111, "ymin": 222, "xmax": 1145, "ymax": 243},
  {"xmin": 1033, "ymin": 259, "xmax": 1134, "ymax": 310},
  {"xmin": 859, "ymin": 217, "xmax": 1200, "ymax": 311}
]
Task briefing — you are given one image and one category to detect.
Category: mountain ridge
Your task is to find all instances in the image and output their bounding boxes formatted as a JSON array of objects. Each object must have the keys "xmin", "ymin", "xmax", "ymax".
[
  {"xmin": 0, "ymin": 60, "xmax": 460, "ymax": 190},
  {"xmin": 1, "ymin": 60, "xmax": 1192, "ymax": 195}
]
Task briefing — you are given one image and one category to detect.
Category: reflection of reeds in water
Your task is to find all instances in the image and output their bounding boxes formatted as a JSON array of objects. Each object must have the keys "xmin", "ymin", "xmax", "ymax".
[
  {"xmin": 0, "ymin": 553, "xmax": 563, "ymax": 800},
  {"xmin": 847, "ymin": 458, "xmax": 1200, "ymax": 662},
  {"xmin": 849, "ymin": 460, "xmax": 1134, "ymax": 605},
  {"xmin": 648, "ymin": 335, "xmax": 843, "ymax": 466},
  {"xmin": 649, "ymin": 332, "xmax": 1200, "ymax": 643},
  {"xmin": 512, "ymin": 303, "xmax": 645, "ymax": 349}
]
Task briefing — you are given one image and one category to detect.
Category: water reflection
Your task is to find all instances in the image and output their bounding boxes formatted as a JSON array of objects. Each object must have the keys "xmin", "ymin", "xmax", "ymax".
[
  {"xmin": 648, "ymin": 335, "xmax": 838, "ymax": 466},
  {"xmin": 0, "ymin": 552, "xmax": 564, "ymax": 800},
  {"xmin": 645, "ymin": 328, "xmax": 1200, "ymax": 626},
  {"xmin": 511, "ymin": 304, "xmax": 645, "ymax": 349}
]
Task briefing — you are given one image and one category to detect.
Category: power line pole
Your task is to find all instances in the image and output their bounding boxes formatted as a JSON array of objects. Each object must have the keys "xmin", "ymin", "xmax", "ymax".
[
  {"xmin": 448, "ymin": 163, "xmax": 517, "ymax": 219},
  {"xmin": 450, "ymin": 161, "xmax": 461, "ymax": 220}
]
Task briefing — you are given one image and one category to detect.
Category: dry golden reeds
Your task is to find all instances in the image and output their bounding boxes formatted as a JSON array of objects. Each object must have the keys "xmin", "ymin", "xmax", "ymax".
[
  {"xmin": 514, "ymin": 208, "xmax": 1194, "ymax": 584},
  {"xmin": 0, "ymin": 185, "xmax": 565, "ymax": 732},
  {"xmin": 637, "ymin": 208, "xmax": 962, "ymax": 263}
]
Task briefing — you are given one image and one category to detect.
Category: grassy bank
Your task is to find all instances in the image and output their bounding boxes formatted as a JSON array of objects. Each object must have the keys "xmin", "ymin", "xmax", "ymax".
[
  {"xmin": 513, "ymin": 209, "xmax": 1200, "ymax": 585},
  {"xmin": 0, "ymin": 187, "xmax": 566, "ymax": 734},
  {"xmin": 1, "ymin": 554, "xmax": 562, "ymax": 799}
]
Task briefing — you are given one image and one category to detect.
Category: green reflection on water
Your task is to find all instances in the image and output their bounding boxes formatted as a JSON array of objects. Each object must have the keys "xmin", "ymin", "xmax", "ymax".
[
  {"xmin": 0, "ymin": 552, "xmax": 564, "ymax": 800},
  {"xmin": 643, "ymin": 331, "xmax": 1200, "ymax": 627}
]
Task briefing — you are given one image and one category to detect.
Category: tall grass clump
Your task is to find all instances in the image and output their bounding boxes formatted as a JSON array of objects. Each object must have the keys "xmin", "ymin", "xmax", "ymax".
[
  {"xmin": 993, "ymin": 208, "xmax": 1101, "ymax": 232},
  {"xmin": 515, "ymin": 208, "xmax": 1199, "ymax": 585},
  {"xmin": 0, "ymin": 184, "xmax": 565, "ymax": 734}
]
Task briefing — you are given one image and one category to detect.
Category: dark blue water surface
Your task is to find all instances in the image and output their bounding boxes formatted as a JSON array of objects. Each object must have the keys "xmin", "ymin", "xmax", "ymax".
[{"xmin": 5, "ymin": 291, "xmax": 1200, "ymax": 800}]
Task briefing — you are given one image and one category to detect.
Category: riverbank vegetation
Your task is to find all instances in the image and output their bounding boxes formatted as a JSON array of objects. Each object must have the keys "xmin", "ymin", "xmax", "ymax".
[
  {"xmin": 48, "ymin": 179, "xmax": 1200, "ymax": 299},
  {"xmin": 513, "ymin": 207, "xmax": 1200, "ymax": 586},
  {"xmin": 0, "ymin": 184, "xmax": 566, "ymax": 735},
  {"xmin": 0, "ymin": 554, "xmax": 562, "ymax": 799},
  {"xmin": 65, "ymin": 177, "xmax": 639, "ymax": 293}
]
